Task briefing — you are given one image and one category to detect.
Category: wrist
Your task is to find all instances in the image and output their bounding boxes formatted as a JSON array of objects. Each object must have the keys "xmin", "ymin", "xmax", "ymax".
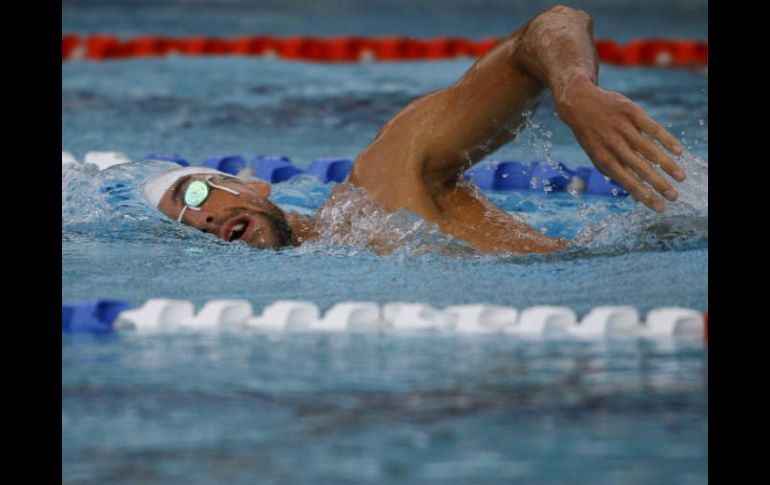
[{"xmin": 553, "ymin": 72, "xmax": 596, "ymax": 119}]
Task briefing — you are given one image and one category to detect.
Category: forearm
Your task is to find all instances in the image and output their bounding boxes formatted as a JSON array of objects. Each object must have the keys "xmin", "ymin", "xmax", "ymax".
[
  {"xmin": 514, "ymin": 5, "xmax": 598, "ymax": 106},
  {"xmin": 435, "ymin": 185, "xmax": 570, "ymax": 254}
]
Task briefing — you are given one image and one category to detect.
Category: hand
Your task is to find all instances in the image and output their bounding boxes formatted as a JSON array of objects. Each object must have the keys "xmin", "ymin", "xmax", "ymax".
[{"xmin": 555, "ymin": 76, "xmax": 685, "ymax": 212}]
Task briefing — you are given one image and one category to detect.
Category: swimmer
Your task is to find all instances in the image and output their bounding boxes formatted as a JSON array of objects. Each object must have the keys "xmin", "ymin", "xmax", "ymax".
[{"xmin": 144, "ymin": 6, "xmax": 685, "ymax": 254}]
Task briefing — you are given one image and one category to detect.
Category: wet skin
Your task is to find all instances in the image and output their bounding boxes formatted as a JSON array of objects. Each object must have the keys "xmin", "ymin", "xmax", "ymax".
[{"xmin": 160, "ymin": 5, "xmax": 685, "ymax": 254}]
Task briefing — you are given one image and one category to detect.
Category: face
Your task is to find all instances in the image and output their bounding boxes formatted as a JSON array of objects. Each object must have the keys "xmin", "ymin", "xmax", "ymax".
[{"xmin": 158, "ymin": 174, "xmax": 293, "ymax": 248}]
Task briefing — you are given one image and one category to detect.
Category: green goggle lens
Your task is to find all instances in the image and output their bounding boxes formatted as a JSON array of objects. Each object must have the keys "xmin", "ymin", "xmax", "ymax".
[{"xmin": 184, "ymin": 180, "xmax": 210, "ymax": 207}]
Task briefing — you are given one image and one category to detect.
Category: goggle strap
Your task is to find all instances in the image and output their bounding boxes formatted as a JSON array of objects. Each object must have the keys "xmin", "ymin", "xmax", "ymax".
[
  {"xmin": 177, "ymin": 205, "xmax": 188, "ymax": 223},
  {"xmin": 207, "ymin": 179, "xmax": 239, "ymax": 195},
  {"xmin": 177, "ymin": 204, "xmax": 201, "ymax": 223}
]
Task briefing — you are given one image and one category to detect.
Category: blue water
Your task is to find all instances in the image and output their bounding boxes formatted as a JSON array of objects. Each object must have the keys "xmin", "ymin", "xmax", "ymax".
[
  {"xmin": 62, "ymin": 0, "xmax": 708, "ymax": 42},
  {"xmin": 63, "ymin": 333, "xmax": 707, "ymax": 485},
  {"xmin": 62, "ymin": 57, "xmax": 708, "ymax": 313},
  {"xmin": 63, "ymin": 1, "xmax": 708, "ymax": 483}
]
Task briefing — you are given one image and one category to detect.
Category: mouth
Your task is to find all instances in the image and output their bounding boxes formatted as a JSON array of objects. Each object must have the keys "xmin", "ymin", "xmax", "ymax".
[{"xmin": 221, "ymin": 215, "xmax": 254, "ymax": 242}]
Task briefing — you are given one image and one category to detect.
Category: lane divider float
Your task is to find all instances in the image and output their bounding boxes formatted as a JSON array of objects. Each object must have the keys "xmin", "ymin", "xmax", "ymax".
[
  {"xmin": 63, "ymin": 150, "xmax": 628, "ymax": 197},
  {"xmin": 62, "ymin": 298, "xmax": 708, "ymax": 341},
  {"xmin": 62, "ymin": 34, "xmax": 707, "ymax": 68}
]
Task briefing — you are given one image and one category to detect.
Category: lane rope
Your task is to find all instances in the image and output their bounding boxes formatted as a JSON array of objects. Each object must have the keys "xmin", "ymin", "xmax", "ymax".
[
  {"xmin": 63, "ymin": 150, "xmax": 629, "ymax": 197},
  {"xmin": 62, "ymin": 34, "xmax": 707, "ymax": 68},
  {"xmin": 62, "ymin": 298, "xmax": 708, "ymax": 341}
]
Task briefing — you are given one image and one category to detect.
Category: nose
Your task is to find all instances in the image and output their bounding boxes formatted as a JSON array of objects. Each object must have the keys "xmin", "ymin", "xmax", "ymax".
[{"xmin": 183, "ymin": 208, "xmax": 217, "ymax": 232}]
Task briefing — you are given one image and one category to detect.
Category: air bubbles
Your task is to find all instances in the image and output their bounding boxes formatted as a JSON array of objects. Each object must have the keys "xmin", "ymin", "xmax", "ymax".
[{"xmin": 698, "ymin": 119, "xmax": 705, "ymax": 126}]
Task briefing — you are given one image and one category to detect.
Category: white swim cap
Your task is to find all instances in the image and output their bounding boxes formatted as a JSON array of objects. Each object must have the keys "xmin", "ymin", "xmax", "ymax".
[{"xmin": 143, "ymin": 166, "xmax": 226, "ymax": 207}]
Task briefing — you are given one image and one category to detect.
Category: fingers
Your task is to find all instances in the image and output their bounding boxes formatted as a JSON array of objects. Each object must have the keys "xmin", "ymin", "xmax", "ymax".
[
  {"xmin": 621, "ymin": 125, "xmax": 686, "ymax": 182},
  {"xmin": 592, "ymin": 149, "xmax": 666, "ymax": 212},
  {"xmin": 610, "ymin": 141, "xmax": 678, "ymax": 202},
  {"xmin": 631, "ymin": 109, "xmax": 684, "ymax": 158}
]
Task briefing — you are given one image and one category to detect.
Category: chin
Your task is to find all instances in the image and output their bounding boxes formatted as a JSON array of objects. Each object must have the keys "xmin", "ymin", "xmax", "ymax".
[{"xmin": 245, "ymin": 232, "xmax": 291, "ymax": 249}]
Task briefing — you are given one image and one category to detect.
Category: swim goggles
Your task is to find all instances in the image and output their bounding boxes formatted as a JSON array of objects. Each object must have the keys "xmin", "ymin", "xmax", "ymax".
[{"xmin": 177, "ymin": 176, "xmax": 240, "ymax": 222}]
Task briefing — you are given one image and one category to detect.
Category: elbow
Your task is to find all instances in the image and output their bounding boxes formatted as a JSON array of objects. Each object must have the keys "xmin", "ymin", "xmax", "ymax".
[
  {"xmin": 536, "ymin": 5, "xmax": 593, "ymax": 31},
  {"xmin": 542, "ymin": 5, "xmax": 592, "ymax": 22},
  {"xmin": 519, "ymin": 5, "xmax": 594, "ymax": 47}
]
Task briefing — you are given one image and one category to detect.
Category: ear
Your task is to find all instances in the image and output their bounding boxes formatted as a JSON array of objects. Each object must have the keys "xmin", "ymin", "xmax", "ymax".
[{"xmin": 246, "ymin": 179, "xmax": 271, "ymax": 197}]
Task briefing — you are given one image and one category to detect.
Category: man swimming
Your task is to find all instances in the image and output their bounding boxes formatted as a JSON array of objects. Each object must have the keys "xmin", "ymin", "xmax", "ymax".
[{"xmin": 144, "ymin": 5, "xmax": 686, "ymax": 254}]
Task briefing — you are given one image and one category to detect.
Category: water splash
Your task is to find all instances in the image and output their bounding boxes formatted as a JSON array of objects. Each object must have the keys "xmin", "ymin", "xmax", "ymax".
[
  {"xmin": 308, "ymin": 183, "xmax": 478, "ymax": 258},
  {"xmin": 61, "ymin": 154, "xmax": 706, "ymax": 258},
  {"xmin": 575, "ymin": 150, "xmax": 708, "ymax": 253},
  {"xmin": 62, "ymin": 160, "xmax": 209, "ymax": 243}
]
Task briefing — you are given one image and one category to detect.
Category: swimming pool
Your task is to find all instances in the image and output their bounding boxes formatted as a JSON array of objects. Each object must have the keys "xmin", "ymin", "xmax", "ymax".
[
  {"xmin": 62, "ymin": 1, "xmax": 707, "ymax": 483},
  {"xmin": 62, "ymin": 56, "xmax": 708, "ymax": 312}
]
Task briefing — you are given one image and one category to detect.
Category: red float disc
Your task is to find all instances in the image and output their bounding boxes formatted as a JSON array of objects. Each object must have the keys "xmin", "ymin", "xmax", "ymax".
[{"xmin": 85, "ymin": 35, "xmax": 121, "ymax": 60}]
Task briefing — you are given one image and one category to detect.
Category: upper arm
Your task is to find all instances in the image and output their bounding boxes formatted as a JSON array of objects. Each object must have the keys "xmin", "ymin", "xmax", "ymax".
[
  {"xmin": 403, "ymin": 29, "xmax": 547, "ymax": 186},
  {"xmin": 351, "ymin": 27, "xmax": 547, "ymax": 195}
]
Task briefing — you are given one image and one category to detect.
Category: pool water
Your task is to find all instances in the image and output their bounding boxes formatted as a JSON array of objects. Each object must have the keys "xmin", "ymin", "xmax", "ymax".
[
  {"xmin": 62, "ymin": 1, "xmax": 707, "ymax": 483},
  {"xmin": 63, "ymin": 333, "xmax": 707, "ymax": 485},
  {"xmin": 62, "ymin": 57, "xmax": 708, "ymax": 313}
]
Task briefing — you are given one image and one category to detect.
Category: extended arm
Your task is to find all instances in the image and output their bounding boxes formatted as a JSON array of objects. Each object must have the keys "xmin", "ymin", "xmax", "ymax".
[
  {"xmin": 348, "ymin": 5, "xmax": 686, "ymax": 254},
  {"xmin": 421, "ymin": 5, "xmax": 685, "ymax": 210}
]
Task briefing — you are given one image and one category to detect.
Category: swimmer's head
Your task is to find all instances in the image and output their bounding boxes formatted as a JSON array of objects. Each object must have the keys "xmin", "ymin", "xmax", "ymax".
[{"xmin": 144, "ymin": 167, "xmax": 293, "ymax": 248}]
